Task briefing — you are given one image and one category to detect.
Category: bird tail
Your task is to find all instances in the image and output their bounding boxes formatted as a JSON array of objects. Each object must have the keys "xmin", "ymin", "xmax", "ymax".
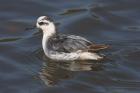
[{"xmin": 88, "ymin": 44, "xmax": 110, "ymax": 52}]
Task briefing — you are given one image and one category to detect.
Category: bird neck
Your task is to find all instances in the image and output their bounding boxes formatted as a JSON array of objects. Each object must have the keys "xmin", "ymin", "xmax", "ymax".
[{"xmin": 42, "ymin": 28, "xmax": 56, "ymax": 56}]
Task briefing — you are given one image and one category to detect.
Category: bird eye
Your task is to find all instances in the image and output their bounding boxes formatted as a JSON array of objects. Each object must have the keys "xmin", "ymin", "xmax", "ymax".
[
  {"xmin": 38, "ymin": 22, "xmax": 44, "ymax": 25},
  {"xmin": 38, "ymin": 22, "xmax": 49, "ymax": 25}
]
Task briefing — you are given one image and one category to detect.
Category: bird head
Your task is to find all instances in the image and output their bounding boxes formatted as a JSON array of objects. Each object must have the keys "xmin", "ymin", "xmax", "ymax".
[{"xmin": 36, "ymin": 16, "xmax": 56, "ymax": 34}]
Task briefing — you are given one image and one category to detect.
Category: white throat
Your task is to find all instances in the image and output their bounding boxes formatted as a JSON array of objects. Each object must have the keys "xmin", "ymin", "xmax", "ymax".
[
  {"xmin": 42, "ymin": 22, "xmax": 56, "ymax": 37},
  {"xmin": 42, "ymin": 24, "xmax": 56, "ymax": 56}
]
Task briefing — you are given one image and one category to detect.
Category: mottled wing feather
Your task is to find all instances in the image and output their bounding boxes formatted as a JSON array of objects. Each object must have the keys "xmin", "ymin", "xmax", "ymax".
[
  {"xmin": 66, "ymin": 35, "xmax": 92, "ymax": 44},
  {"xmin": 87, "ymin": 44, "xmax": 110, "ymax": 52},
  {"xmin": 48, "ymin": 34, "xmax": 92, "ymax": 53},
  {"xmin": 62, "ymin": 35, "xmax": 92, "ymax": 52},
  {"xmin": 48, "ymin": 34, "xmax": 109, "ymax": 53}
]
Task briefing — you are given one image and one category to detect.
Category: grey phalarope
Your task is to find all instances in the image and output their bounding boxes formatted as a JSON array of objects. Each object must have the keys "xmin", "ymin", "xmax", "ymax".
[{"xmin": 36, "ymin": 16, "xmax": 109, "ymax": 61}]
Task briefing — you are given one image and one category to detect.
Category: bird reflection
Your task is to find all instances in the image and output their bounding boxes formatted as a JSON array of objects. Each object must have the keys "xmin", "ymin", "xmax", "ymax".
[{"xmin": 39, "ymin": 56, "xmax": 103, "ymax": 86}]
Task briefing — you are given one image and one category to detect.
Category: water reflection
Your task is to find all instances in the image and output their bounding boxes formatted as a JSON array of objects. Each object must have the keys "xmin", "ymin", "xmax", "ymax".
[{"xmin": 39, "ymin": 56, "xmax": 103, "ymax": 86}]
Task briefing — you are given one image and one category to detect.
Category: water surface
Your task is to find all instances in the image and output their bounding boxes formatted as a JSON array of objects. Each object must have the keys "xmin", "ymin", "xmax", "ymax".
[{"xmin": 0, "ymin": 0, "xmax": 140, "ymax": 93}]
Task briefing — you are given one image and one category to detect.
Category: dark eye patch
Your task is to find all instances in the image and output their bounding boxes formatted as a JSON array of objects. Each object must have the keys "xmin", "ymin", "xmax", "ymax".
[
  {"xmin": 38, "ymin": 22, "xmax": 49, "ymax": 25},
  {"xmin": 38, "ymin": 22, "xmax": 44, "ymax": 25}
]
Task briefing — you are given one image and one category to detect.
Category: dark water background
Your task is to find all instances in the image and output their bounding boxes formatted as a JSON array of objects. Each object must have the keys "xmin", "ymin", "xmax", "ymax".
[{"xmin": 0, "ymin": 0, "xmax": 140, "ymax": 93}]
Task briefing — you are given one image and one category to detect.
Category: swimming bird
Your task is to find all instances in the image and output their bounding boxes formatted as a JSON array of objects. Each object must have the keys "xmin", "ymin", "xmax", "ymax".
[{"xmin": 36, "ymin": 16, "xmax": 109, "ymax": 61}]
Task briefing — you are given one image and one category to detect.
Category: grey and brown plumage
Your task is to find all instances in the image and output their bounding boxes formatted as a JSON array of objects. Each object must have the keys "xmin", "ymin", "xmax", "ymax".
[{"xmin": 36, "ymin": 16, "xmax": 109, "ymax": 61}]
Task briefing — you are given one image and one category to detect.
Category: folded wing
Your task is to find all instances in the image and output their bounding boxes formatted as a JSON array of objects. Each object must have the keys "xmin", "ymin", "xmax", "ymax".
[{"xmin": 48, "ymin": 34, "xmax": 109, "ymax": 53}]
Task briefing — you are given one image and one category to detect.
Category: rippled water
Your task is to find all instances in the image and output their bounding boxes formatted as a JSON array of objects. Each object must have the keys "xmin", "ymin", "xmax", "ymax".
[{"xmin": 0, "ymin": 0, "xmax": 140, "ymax": 93}]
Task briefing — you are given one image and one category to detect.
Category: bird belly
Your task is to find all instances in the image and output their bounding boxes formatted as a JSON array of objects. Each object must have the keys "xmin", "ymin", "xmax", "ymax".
[
  {"xmin": 46, "ymin": 51, "xmax": 103, "ymax": 61},
  {"xmin": 48, "ymin": 52, "xmax": 80, "ymax": 61}
]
